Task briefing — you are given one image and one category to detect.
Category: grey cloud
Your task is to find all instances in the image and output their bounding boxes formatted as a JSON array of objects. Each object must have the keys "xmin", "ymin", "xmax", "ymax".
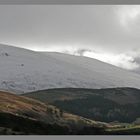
[{"xmin": 0, "ymin": 6, "xmax": 134, "ymax": 51}]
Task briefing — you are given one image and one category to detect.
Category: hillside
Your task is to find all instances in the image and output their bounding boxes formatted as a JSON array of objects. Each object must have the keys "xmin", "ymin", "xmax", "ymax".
[
  {"xmin": 1, "ymin": 44, "xmax": 140, "ymax": 93},
  {"xmin": 24, "ymin": 87, "xmax": 140, "ymax": 123},
  {"xmin": 0, "ymin": 90, "xmax": 110, "ymax": 135},
  {"xmin": 0, "ymin": 91, "xmax": 140, "ymax": 135}
]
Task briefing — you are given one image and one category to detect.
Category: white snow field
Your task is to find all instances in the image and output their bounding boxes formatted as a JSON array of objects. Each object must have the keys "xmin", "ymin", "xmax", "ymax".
[{"xmin": 0, "ymin": 44, "xmax": 140, "ymax": 93}]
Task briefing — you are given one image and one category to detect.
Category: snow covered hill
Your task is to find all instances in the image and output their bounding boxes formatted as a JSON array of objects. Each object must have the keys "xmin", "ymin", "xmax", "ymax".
[{"xmin": 1, "ymin": 44, "xmax": 140, "ymax": 93}]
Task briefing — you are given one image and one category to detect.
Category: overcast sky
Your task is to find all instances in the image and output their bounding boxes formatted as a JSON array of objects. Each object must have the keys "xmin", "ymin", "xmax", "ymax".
[{"xmin": 0, "ymin": 5, "xmax": 140, "ymax": 70}]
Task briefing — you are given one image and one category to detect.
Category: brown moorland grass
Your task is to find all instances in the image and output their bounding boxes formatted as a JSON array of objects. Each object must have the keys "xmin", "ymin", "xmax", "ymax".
[{"xmin": 0, "ymin": 90, "xmax": 107, "ymax": 129}]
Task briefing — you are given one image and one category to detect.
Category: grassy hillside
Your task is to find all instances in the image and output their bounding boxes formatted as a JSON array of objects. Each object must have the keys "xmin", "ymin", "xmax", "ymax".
[
  {"xmin": 23, "ymin": 87, "xmax": 140, "ymax": 123},
  {"xmin": 1, "ymin": 90, "xmax": 140, "ymax": 134},
  {"xmin": 0, "ymin": 91, "xmax": 110, "ymax": 135}
]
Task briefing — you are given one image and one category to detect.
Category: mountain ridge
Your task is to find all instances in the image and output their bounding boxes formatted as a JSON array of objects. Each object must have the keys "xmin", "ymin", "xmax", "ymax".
[{"xmin": 1, "ymin": 44, "xmax": 140, "ymax": 93}]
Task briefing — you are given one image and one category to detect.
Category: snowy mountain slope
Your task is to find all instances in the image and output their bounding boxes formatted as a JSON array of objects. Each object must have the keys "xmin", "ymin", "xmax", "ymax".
[{"xmin": 1, "ymin": 44, "xmax": 140, "ymax": 93}]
